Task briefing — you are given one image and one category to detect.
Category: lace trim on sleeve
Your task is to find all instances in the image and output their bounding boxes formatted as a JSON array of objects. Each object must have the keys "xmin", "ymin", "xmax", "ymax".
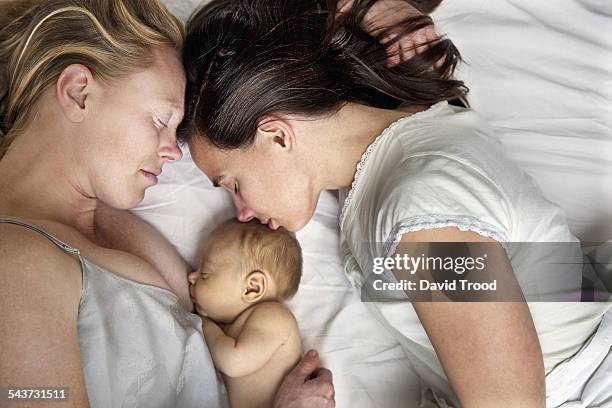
[{"xmin": 384, "ymin": 214, "xmax": 509, "ymax": 257}]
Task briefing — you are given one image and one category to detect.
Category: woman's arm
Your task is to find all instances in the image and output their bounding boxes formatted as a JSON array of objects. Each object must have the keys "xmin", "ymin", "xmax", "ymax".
[
  {"xmin": 0, "ymin": 227, "xmax": 90, "ymax": 407},
  {"xmin": 398, "ymin": 227, "xmax": 546, "ymax": 407},
  {"xmin": 93, "ymin": 204, "xmax": 193, "ymax": 311}
]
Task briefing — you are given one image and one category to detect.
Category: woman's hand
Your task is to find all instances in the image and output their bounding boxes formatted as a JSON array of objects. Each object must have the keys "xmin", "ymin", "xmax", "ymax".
[
  {"xmin": 274, "ymin": 350, "xmax": 335, "ymax": 408},
  {"xmin": 338, "ymin": 0, "xmax": 442, "ymax": 68}
]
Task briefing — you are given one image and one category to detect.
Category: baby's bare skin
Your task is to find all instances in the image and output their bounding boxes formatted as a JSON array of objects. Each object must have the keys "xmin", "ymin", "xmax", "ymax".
[
  {"xmin": 202, "ymin": 301, "xmax": 301, "ymax": 408},
  {"xmin": 190, "ymin": 220, "xmax": 304, "ymax": 406}
]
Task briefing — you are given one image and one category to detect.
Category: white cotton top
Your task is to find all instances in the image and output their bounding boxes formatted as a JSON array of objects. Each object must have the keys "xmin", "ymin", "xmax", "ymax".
[{"xmin": 338, "ymin": 101, "xmax": 611, "ymax": 402}]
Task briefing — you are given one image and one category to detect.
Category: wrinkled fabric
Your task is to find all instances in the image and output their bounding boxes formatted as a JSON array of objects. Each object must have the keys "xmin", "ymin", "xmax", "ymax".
[{"xmin": 338, "ymin": 103, "xmax": 611, "ymax": 406}]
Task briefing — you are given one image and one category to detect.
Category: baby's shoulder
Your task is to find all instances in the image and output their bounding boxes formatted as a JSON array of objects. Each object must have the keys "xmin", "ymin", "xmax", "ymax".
[
  {"xmin": 249, "ymin": 301, "xmax": 296, "ymax": 322},
  {"xmin": 246, "ymin": 301, "xmax": 298, "ymax": 334}
]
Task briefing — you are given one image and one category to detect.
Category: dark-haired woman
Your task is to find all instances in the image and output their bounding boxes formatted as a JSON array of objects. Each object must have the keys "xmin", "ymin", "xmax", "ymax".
[{"xmin": 180, "ymin": 0, "xmax": 612, "ymax": 406}]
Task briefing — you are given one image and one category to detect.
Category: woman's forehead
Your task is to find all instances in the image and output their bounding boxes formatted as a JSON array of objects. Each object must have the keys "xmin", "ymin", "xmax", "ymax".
[
  {"xmin": 191, "ymin": 137, "xmax": 235, "ymax": 162},
  {"xmin": 106, "ymin": 49, "xmax": 180, "ymax": 102},
  {"xmin": 189, "ymin": 140, "xmax": 231, "ymax": 177}
]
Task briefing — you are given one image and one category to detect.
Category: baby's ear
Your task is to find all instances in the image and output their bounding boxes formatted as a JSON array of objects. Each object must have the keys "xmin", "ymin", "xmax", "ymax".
[{"xmin": 242, "ymin": 270, "xmax": 268, "ymax": 303}]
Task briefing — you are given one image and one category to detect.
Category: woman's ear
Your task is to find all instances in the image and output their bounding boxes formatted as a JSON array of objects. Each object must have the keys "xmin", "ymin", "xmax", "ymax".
[
  {"xmin": 256, "ymin": 115, "xmax": 296, "ymax": 152},
  {"xmin": 242, "ymin": 270, "xmax": 268, "ymax": 303},
  {"xmin": 56, "ymin": 64, "xmax": 94, "ymax": 123}
]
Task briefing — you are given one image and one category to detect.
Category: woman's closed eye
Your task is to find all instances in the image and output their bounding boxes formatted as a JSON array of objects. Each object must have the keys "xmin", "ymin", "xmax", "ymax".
[
  {"xmin": 153, "ymin": 116, "xmax": 168, "ymax": 130},
  {"xmin": 222, "ymin": 181, "xmax": 239, "ymax": 195}
]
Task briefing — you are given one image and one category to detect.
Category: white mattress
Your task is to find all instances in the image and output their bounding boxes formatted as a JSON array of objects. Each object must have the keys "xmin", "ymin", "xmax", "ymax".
[{"xmin": 137, "ymin": 1, "xmax": 612, "ymax": 406}]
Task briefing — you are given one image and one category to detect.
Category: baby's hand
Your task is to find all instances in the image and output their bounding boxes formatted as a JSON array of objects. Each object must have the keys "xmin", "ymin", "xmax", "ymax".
[
  {"xmin": 201, "ymin": 316, "xmax": 226, "ymax": 343},
  {"xmin": 201, "ymin": 316, "xmax": 216, "ymax": 326}
]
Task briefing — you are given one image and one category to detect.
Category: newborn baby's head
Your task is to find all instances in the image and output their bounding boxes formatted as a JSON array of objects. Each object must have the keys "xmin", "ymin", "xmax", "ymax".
[{"xmin": 189, "ymin": 219, "xmax": 302, "ymax": 323}]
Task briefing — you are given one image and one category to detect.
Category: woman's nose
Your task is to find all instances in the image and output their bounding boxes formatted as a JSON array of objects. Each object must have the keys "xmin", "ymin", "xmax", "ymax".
[
  {"xmin": 160, "ymin": 143, "xmax": 183, "ymax": 162},
  {"xmin": 237, "ymin": 208, "xmax": 255, "ymax": 222},
  {"xmin": 159, "ymin": 131, "xmax": 184, "ymax": 162},
  {"xmin": 236, "ymin": 205, "xmax": 255, "ymax": 222},
  {"xmin": 234, "ymin": 196, "xmax": 255, "ymax": 222}
]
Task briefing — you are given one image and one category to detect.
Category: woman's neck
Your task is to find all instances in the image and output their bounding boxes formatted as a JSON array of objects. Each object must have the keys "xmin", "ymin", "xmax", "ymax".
[
  {"xmin": 305, "ymin": 103, "xmax": 428, "ymax": 190},
  {"xmin": 0, "ymin": 128, "xmax": 98, "ymax": 235}
]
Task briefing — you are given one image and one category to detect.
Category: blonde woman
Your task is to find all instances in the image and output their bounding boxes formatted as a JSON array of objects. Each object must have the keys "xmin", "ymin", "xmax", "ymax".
[{"xmin": 0, "ymin": 1, "xmax": 337, "ymax": 406}]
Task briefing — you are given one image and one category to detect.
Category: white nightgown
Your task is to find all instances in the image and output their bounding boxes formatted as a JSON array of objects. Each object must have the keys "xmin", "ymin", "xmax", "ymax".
[{"xmin": 339, "ymin": 101, "xmax": 611, "ymax": 407}]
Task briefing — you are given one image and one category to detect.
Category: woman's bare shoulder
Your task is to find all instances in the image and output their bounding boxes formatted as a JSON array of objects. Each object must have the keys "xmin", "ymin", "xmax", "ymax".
[
  {"xmin": 0, "ymin": 222, "xmax": 83, "ymax": 300},
  {"xmin": 0, "ymin": 223, "xmax": 89, "ymax": 403}
]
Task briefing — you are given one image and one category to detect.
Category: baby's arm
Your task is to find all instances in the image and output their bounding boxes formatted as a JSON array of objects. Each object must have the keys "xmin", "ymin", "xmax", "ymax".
[{"xmin": 202, "ymin": 302, "xmax": 298, "ymax": 378}]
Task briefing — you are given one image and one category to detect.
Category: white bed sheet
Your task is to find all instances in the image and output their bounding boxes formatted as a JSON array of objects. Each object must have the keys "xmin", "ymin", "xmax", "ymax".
[
  {"xmin": 137, "ymin": 1, "xmax": 612, "ymax": 406},
  {"xmin": 434, "ymin": 0, "xmax": 612, "ymax": 242}
]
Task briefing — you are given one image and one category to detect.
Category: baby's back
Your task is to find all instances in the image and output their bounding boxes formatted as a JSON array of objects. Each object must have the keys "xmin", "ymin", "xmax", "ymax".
[{"xmin": 223, "ymin": 302, "xmax": 301, "ymax": 408}]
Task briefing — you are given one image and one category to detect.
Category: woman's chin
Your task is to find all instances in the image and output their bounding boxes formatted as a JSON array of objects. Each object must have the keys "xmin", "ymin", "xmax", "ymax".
[
  {"xmin": 285, "ymin": 217, "xmax": 309, "ymax": 232},
  {"xmin": 289, "ymin": 206, "xmax": 319, "ymax": 232},
  {"xmin": 125, "ymin": 194, "xmax": 145, "ymax": 210},
  {"xmin": 127, "ymin": 187, "xmax": 148, "ymax": 209},
  {"xmin": 100, "ymin": 194, "xmax": 142, "ymax": 211}
]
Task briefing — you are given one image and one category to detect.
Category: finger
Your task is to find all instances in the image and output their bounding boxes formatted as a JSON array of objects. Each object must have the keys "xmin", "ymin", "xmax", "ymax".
[
  {"xmin": 424, "ymin": 25, "xmax": 439, "ymax": 45},
  {"xmin": 309, "ymin": 368, "xmax": 335, "ymax": 400},
  {"xmin": 424, "ymin": 26, "xmax": 446, "ymax": 69},
  {"xmin": 310, "ymin": 367, "xmax": 333, "ymax": 384},
  {"xmin": 413, "ymin": 29, "xmax": 430, "ymax": 56},
  {"xmin": 382, "ymin": 30, "xmax": 401, "ymax": 68},
  {"xmin": 290, "ymin": 349, "xmax": 320, "ymax": 381},
  {"xmin": 308, "ymin": 379, "xmax": 335, "ymax": 401},
  {"xmin": 379, "ymin": 27, "xmax": 402, "ymax": 47},
  {"xmin": 385, "ymin": 41, "xmax": 401, "ymax": 68},
  {"xmin": 398, "ymin": 35, "xmax": 417, "ymax": 62}
]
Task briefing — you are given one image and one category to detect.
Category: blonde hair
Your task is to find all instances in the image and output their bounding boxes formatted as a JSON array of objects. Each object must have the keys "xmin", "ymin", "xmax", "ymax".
[
  {"xmin": 0, "ymin": 0, "xmax": 184, "ymax": 159},
  {"xmin": 210, "ymin": 219, "xmax": 303, "ymax": 300}
]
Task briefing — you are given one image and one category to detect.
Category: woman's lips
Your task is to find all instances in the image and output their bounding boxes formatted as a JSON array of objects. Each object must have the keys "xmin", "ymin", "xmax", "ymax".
[{"xmin": 140, "ymin": 170, "xmax": 158, "ymax": 185}]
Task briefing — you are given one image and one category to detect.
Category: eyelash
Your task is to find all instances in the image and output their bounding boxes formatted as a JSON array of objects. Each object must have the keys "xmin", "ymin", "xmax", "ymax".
[{"xmin": 154, "ymin": 117, "xmax": 168, "ymax": 129}]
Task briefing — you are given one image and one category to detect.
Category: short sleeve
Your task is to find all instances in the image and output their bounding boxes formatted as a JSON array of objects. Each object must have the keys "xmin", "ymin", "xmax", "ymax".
[{"xmin": 376, "ymin": 154, "xmax": 512, "ymax": 257}]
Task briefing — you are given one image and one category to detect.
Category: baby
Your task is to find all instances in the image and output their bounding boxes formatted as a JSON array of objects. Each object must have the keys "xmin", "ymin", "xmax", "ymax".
[{"xmin": 188, "ymin": 219, "xmax": 302, "ymax": 408}]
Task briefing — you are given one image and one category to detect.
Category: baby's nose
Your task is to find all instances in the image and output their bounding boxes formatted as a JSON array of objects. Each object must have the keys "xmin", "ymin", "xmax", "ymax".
[{"xmin": 187, "ymin": 271, "xmax": 198, "ymax": 285}]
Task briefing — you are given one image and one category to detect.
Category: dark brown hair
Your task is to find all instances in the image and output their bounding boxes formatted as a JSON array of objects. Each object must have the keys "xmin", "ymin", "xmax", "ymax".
[{"xmin": 180, "ymin": 0, "xmax": 466, "ymax": 149}]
